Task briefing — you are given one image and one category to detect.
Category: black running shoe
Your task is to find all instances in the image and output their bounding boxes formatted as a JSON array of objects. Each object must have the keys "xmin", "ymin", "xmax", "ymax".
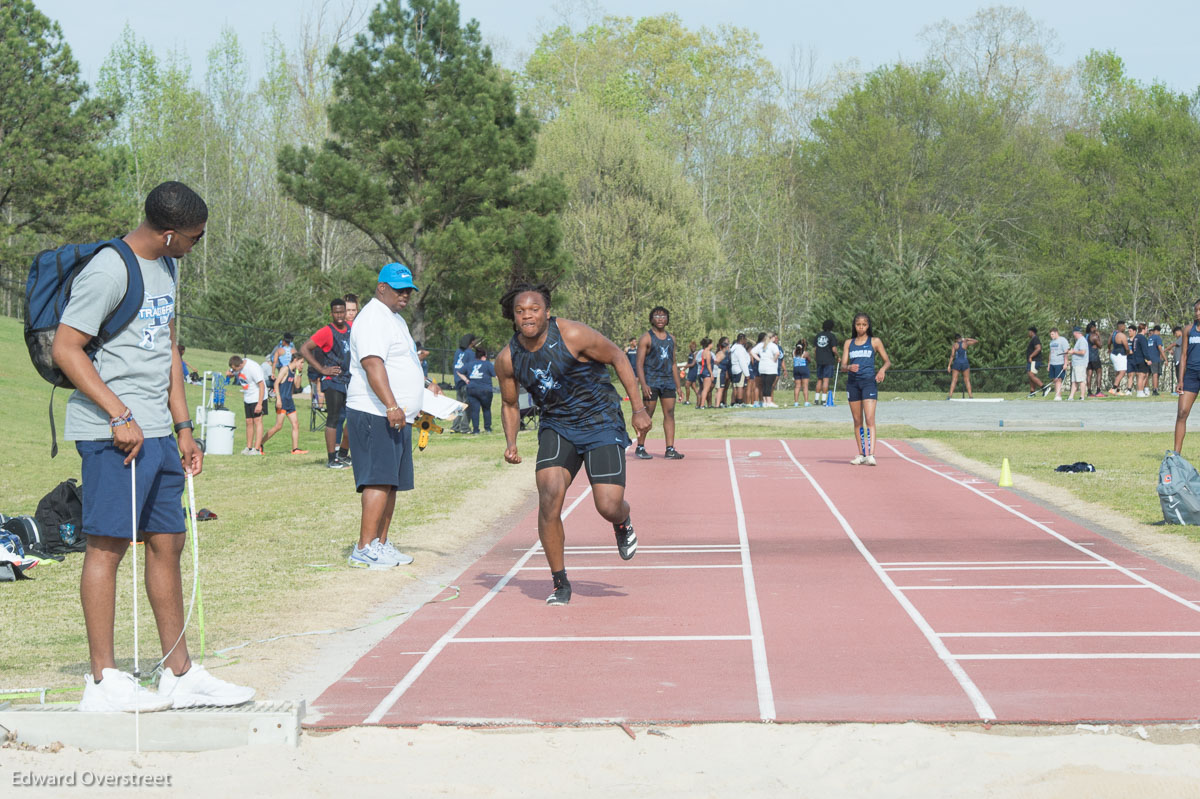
[
  {"xmin": 546, "ymin": 577, "xmax": 572, "ymax": 606},
  {"xmin": 337, "ymin": 453, "xmax": 353, "ymax": 466},
  {"xmin": 635, "ymin": 445, "xmax": 652, "ymax": 460},
  {"xmin": 614, "ymin": 518, "xmax": 638, "ymax": 560},
  {"xmin": 664, "ymin": 447, "xmax": 685, "ymax": 460}
]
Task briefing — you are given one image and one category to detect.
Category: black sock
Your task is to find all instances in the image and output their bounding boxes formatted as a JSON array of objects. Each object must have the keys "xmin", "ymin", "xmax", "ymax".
[
  {"xmin": 552, "ymin": 569, "xmax": 569, "ymax": 588},
  {"xmin": 614, "ymin": 516, "xmax": 631, "ymax": 532},
  {"xmin": 328, "ymin": 451, "xmax": 337, "ymax": 463},
  {"xmin": 337, "ymin": 448, "xmax": 348, "ymax": 459}
]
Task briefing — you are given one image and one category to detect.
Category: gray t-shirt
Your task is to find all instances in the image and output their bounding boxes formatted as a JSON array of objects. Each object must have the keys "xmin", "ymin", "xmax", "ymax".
[
  {"xmin": 60, "ymin": 246, "xmax": 177, "ymax": 440},
  {"xmin": 1069, "ymin": 336, "xmax": 1089, "ymax": 371},
  {"xmin": 1047, "ymin": 336, "xmax": 1069, "ymax": 366}
]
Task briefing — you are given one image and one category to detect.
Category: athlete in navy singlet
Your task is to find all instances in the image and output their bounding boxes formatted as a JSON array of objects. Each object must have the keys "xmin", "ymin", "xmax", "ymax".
[
  {"xmin": 840, "ymin": 312, "xmax": 892, "ymax": 466},
  {"xmin": 946, "ymin": 334, "xmax": 978, "ymax": 399},
  {"xmin": 1173, "ymin": 300, "xmax": 1200, "ymax": 454},
  {"xmin": 634, "ymin": 306, "xmax": 685, "ymax": 459},
  {"xmin": 495, "ymin": 283, "xmax": 652, "ymax": 606}
]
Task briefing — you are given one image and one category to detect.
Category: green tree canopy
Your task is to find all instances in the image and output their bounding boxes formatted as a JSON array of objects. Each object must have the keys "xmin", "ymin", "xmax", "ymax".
[{"xmin": 278, "ymin": 0, "xmax": 570, "ymax": 344}]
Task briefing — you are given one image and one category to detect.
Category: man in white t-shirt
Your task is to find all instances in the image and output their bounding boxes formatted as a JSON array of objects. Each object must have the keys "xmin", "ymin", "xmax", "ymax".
[
  {"xmin": 757, "ymin": 333, "xmax": 783, "ymax": 407},
  {"xmin": 729, "ymin": 333, "xmax": 751, "ymax": 406},
  {"xmin": 227, "ymin": 355, "xmax": 266, "ymax": 453},
  {"xmin": 344, "ymin": 263, "xmax": 442, "ymax": 569}
]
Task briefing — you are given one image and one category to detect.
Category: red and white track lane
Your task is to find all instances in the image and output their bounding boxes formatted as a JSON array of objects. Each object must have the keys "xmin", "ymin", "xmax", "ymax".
[{"xmin": 307, "ymin": 438, "xmax": 1200, "ymax": 727}]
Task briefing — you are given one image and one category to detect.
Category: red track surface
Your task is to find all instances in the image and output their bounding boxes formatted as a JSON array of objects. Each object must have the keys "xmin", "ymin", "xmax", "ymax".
[{"xmin": 307, "ymin": 438, "xmax": 1200, "ymax": 728}]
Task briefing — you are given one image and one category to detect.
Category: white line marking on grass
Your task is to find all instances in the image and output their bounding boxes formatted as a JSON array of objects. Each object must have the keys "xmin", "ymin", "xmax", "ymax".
[
  {"xmin": 879, "ymin": 440, "xmax": 1200, "ymax": 617},
  {"xmin": 450, "ymin": 635, "xmax": 753, "ymax": 644},
  {"xmin": 363, "ymin": 487, "xmax": 594, "ymax": 725},
  {"xmin": 725, "ymin": 439, "xmax": 776, "ymax": 722},
  {"xmin": 779, "ymin": 440, "xmax": 996, "ymax": 722}
]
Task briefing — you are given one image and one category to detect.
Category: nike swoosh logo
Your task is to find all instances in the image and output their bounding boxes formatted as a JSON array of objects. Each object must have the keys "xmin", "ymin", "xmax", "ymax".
[{"xmin": 548, "ymin": 343, "xmax": 557, "ymax": 348}]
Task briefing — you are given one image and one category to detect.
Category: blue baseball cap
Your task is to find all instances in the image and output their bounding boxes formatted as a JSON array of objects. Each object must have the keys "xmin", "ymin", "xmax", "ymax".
[{"xmin": 379, "ymin": 262, "xmax": 418, "ymax": 291}]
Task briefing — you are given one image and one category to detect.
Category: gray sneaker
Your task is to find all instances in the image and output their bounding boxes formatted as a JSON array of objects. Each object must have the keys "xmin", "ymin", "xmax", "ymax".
[
  {"xmin": 379, "ymin": 539, "xmax": 414, "ymax": 565},
  {"xmin": 348, "ymin": 539, "xmax": 397, "ymax": 569}
]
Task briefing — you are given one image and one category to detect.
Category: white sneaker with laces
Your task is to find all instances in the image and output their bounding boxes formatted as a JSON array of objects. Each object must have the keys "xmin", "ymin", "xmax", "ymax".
[
  {"xmin": 157, "ymin": 663, "xmax": 255, "ymax": 708},
  {"xmin": 865, "ymin": 455, "xmax": 877, "ymax": 466},
  {"xmin": 79, "ymin": 668, "xmax": 173, "ymax": 713},
  {"xmin": 379, "ymin": 539, "xmax": 414, "ymax": 565},
  {"xmin": 348, "ymin": 539, "xmax": 398, "ymax": 569},
  {"xmin": 850, "ymin": 454, "xmax": 867, "ymax": 465}
]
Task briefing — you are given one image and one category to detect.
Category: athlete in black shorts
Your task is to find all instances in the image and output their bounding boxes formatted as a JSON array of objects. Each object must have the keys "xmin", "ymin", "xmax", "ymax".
[
  {"xmin": 495, "ymin": 283, "xmax": 653, "ymax": 605},
  {"xmin": 634, "ymin": 306, "xmax": 684, "ymax": 459}
]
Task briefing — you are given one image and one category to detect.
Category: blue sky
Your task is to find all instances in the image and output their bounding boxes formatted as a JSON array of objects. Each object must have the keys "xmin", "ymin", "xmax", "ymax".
[{"xmin": 33, "ymin": 0, "xmax": 1200, "ymax": 93}]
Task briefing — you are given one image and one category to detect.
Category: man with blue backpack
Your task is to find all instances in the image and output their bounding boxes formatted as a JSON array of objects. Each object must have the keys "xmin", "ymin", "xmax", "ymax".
[{"xmin": 47, "ymin": 181, "xmax": 254, "ymax": 712}]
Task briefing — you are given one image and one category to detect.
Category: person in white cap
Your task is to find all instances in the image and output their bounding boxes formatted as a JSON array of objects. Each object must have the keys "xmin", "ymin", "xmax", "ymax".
[{"xmin": 344, "ymin": 263, "xmax": 441, "ymax": 568}]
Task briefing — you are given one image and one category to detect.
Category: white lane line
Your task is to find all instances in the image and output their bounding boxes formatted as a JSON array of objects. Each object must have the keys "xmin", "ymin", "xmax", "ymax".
[
  {"xmin": 884, "ymin": 566, "xmax": 1116, "ymax": 572},
  {"xmin": 450, "ymin": 635, "xmax": 752, "ymax": 644},
  {"xmin": 954, "ymin": 653, "xmax": 1200, "ymax": 660},
  {"xmin": 779, "ymin": 440, "xmax": 996, "ymax": 722},
  {"xmin": 941, "ymin": 631, "xmax": 1200, "ymax": 637},
  {"xmin": 880, "ymin": 440, "xmax": 1200, "ymax": 616},
  {"xmin": 363, "ymin": 487, "xmax": 595, "ymax": 725},
  {"xmin": 878, "ymin": 561, "xmax": 1099, "ymax": 566},
  {"xmin": 899, "ymin": 584, "xmax": 1150, "ymax": 591},
  {"xmin": 725, "ymin": 439, "xmax": 776, "ymax": 722},
  {"xmin": 515, "ymin": 564, "xmax": 741, "ymax": 571}
]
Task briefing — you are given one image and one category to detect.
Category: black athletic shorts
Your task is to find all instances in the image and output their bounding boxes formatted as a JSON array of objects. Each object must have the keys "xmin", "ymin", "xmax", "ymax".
[
  {"xmin": 243, "ymin": 401, "xmax": 263, "ymax": 419},
  {"xmin": 324, "ymin": 388, "xmax": 346, "ymax": 429},
  {"xmin": 535, "ymin": 428, "xmax": 626, "ymax": 486},
  {"xmin": 647, "ymin": 386, "xmax": 676, "ymax": 401}
]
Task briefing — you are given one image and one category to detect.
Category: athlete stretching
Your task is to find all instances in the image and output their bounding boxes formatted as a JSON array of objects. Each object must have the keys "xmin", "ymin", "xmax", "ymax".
[
  {"xmin": 634, "ymin": 306, "xmax": 685, "ymax": 459},
  {"xmin": 495, "ymin": 283, "xmax": 653, "ymax": 605}
]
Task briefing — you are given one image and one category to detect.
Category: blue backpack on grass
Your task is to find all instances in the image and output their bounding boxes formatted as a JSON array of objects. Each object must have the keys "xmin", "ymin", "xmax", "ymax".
[{"xmin": 23, "ymin": 238, "xmax": 175, "ymax": 456}]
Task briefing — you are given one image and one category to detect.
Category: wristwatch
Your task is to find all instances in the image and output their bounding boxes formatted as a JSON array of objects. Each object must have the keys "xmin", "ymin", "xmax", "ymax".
[{"xmin": 174, "ymin": 420, "xmax": 194, "ymax": 434}]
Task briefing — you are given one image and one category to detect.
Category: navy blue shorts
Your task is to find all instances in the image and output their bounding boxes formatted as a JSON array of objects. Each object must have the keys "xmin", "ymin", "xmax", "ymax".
[
  {"xmin": 846, "ymin": 378, "xmax": 878, "ymax": 403},
  {"xmin": 277, "ymin": 394, "xmax": 296, "ymax": 414},
  {"xmin": 1048, "ymin": 363, "xmax": 1065, "ymax": 380},
  {"xmin": 647, "ymin": 386, "xmax": 676, "ymax": 400},
  {"xmin": 535, "ymin": 428, "xmax": 626, "ymax": 486},
  {"xmin": 951, "ymin": 360, "xmax": 969, "ymax": 372},
  {"xmin": 346, "ymin": 409, "xmax": 414, "ymax": 492},
  {"xmin": 1183, "ymin": 369, "xmax": 1200, "ymax": 394},
  {"xmin": 792, "ymin": 368, "xmax": 810, "ymax": 381},
  {"xmin": 817, "ymin": 363, "xmax": 837, "ymax": 380},
  {"xmin": 76, "ymin": 437, "xmax": 186, "ymax": 539}
]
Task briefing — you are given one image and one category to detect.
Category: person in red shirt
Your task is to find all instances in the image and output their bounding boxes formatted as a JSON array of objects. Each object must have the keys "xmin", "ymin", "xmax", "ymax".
[{"xmin": 301, "ymin": 298, "xmax": 353, "ymax": 468}]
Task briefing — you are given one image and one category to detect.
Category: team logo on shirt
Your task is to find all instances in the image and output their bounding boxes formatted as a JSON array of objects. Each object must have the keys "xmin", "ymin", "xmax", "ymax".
[
  {"xmin": 658, "ymin": 345, "xmax": 670, "ymax": 360},
  {"xmin": 137, "ymin": 292, "xmax": 173, "ymax": 350},
  {"xmin": 529, "ymin": 365, "xmax": 561, "ymax": 397}
]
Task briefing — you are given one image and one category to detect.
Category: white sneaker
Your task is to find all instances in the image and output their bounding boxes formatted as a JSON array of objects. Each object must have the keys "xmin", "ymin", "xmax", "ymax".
[
  {"xmin": 79, "ymin": 668, "xmax": 173, "ymax": 712},
  {"xmin": 850, "ymin": 454, "xmax": 867, "ymax": 465},
  {"xmin": 157, "ymin": 663, "xmax": 255, "ymax": 708},
  {"xmin": 865, "ymin": 455, "xmax": 877, "ymax": 466},
  {"xmin": 348, "ymin": 539, "xmax": 397, "ymax": 569},
  {"xmin": 1053, "ymin": 396, "xmax": 1062, "ymax": 401},
  {"xmin": 379, "ymin": 539, "xmax": 414, "ymax": 565}
]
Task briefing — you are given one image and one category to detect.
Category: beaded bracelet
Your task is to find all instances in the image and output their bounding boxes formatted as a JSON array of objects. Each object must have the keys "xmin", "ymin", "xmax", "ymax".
[{"xmin": 110, "ymin": 410, "xmax": 134, "ymax": 428}]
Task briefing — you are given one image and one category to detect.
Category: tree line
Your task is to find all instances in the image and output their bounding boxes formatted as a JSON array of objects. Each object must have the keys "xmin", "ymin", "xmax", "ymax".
[{"xmin": 2, "ymin": 1, "xmax": 1198, "ymax": 371}]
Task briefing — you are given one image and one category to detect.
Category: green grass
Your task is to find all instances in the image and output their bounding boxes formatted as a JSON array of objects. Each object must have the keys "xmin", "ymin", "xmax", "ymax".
[{"xmin": 0, "ymin": 313, "xmax": 1192, "ymax": 698}]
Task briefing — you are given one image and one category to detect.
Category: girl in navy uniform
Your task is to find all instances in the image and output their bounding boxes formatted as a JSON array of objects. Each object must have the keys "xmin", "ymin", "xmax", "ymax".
[
  {"xmin": 946, "ymin": 334, "xmax": 977, "ymax": 399},
  {"xmin": 792, "ymin": 339, "xmax": 811, "ymax": 406},
  {"xmin": 495, "ymin": 283, "xmax": 652, "ymax": 605},
  {"xmin": 840, "ymin": 313, "xmax": 891, "ymax": 466},
  {"xmin": 1173, "ymin": 300, "xmax": 1200, "ymax": 454},
  {"xmin": 261, "ymin": 357, "xmax": 308, "ymax": 454}
]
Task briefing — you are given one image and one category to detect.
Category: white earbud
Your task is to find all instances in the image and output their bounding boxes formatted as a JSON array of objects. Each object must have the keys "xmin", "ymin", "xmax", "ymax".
[{"xmin": 166, "ymin": 234, "xmax": 173, "ymax": 246}]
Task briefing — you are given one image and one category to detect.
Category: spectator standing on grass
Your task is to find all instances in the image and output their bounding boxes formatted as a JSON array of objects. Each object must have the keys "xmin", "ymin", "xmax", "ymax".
[
  {"xmin": 682, "ymin": 341, "xmax": 698, "ymax": 405},
  {"xmin": 695, "ymin": 337, "xmax": 714, "ymax": 409},
  {"xmin": 1149, "ymin": 325, "xmax": 1165, "ymax": 396},
  {"xmin": 1174, "ymin": 301, "xmax": 1200, "ymax": 454},
  {"xmin": 270, "ymin": 333, "xmax": 295, "ymax": 377},
  {"xmin": 792, "ymin": 339, "xmax": 811, "ymax": 406},
  {"xmin": 946, "ymin": 334, "xmax": 977, "ymax": 399},
  {"xmin": 1047, "ymin": 328, "xmax": 1068, "ymax": 401},
  {"xmin": 1108, "ymin": 321, "xmax": 1131, "ymax": 396},
  {"xmin": 1169, "ymin": 326, "xmax": 1184, "ymax": 394},
  {"xmin": 1086, "ymin": 323, "xmax": 1103, "ymax": 397},
  {"xmin": 261, "ymin": 356, "xmax": 308, "ymax": 454},
  {"xmin": 465, "ymin": 348, "xmax": 496, "ymax": 434},
  {"xmin": 343, "ymin": 294, "xmax": 359, "ymax": 324},
  {"xmin": 814, "ymin": 320, "xmax": 839, "ymax": 405},
  {"xmin": 714, "ymin": 337, "xmax": 731, "ymax": 408},
  {"xmin": 1026, "ymin": 327, "xmax": 1044, "ymax": 397},
  {"xmin": 301, "ymin": 298, "xmax": 353, "ymax": 468},
  {"xmin": 1129, "ymin": 322, "xmax": 1151, "ymax": 397},
  {"xmin": 345, "ymin": 264, "xmax": 437, "ymax": 569},
  {"xmin": 729, "ymin": 333, "xmax": 750, "ymax": 407},
  {"xmin": 227, "ymin": 355, "xmax": 266, "ymax": 453},
  {"xmin": 758, "ymin": 332, "xmax": 782, "ymax": 408},
  {"xmin": 56, "ymin": 180, "xmax": 253, "ymax": 712},
  {"xmin": 450, "ymin": 333, "xmax": 478, "ymax": 434},
  {"xmin": 1065, "ymin": 327, "xmax": 1089, "ymax": 401},
  {"xmin": 749, "ymin": 333, "xmax": 766, "ymax": 407}
]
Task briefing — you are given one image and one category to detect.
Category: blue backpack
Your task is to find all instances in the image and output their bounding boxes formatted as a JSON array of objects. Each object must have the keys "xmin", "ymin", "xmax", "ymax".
[{"xmin": 23, "ymin": 238, "xmax": 175, "ymax": 455}]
